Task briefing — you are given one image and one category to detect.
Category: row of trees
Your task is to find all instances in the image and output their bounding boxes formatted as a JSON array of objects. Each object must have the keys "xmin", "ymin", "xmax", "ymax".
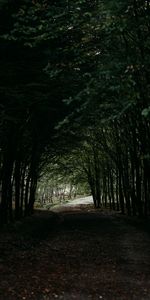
[
  {"xmin": 84, "ymin": 0, "xmax": 150, "ymax": 216},
  {"xmin": 0, "ymin": 0, "xmax": 98, "ymax": 224},
  {"xmin": 0, "ymin": 0, "xmax": 68, "ymax": 224},
  {"xmin": 51, "ymin": 0, "xmax": 150, "ymax": 216},
  {"xmin": 37, "ymin": 161, "xmax": 89, "ymax": 207},
  {"xmin": 79, "ymin": 118, "xmax": 150, "ymax": 216},
  {"xmin": 0, "ymin": 0, "xmax": 149, "ymax": 225}
]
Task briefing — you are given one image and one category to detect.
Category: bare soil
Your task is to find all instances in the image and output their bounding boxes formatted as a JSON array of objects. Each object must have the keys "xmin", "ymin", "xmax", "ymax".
[{"xmin": 0, "ymin": 205, "xmax": 150, "ymax": 300}]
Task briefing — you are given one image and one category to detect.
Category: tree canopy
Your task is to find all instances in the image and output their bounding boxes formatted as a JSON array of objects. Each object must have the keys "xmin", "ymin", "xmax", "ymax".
[{"xmin": 0, "ymin": 0, "xmax": 150, "ymax": 225}]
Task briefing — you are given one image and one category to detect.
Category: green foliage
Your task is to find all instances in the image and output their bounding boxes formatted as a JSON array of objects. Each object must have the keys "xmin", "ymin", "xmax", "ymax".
[
  {"xmin": 142, "ymin": 107, "xmax": 150, "ymax": 118},
  {"xmin": 0, "ymin": 0, "xmax": 150, "ymax": 223}
]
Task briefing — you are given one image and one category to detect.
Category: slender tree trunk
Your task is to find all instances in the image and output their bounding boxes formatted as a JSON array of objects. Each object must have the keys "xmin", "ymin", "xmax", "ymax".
[
  {"xmin": 93, "ymin": 147, "xmax": 101, "ymax": 208},
  {"xmin": 20, "ymin": 164, "xmax": 26, "ymax": 217},
  {"xmin": 14, "ymin": 158, "xmax": 21, "ymax": 220},
  {"xmin": 143, "ymin": 159, "xmax": 149, "ymax": 216},
  {"xmin": 116, "ymin": 170, "xmax": 120, "ymax": 211},
  {"xmin": 110, "ymin": 171, "xmax": 115, "ymax": 210},
  {"xmin": 1, "ymin": 145, "xmax": 14, "ymax": 225},
  {"xmin": 108, "ymin": 175, "xmax": 112, "ymax": 210},
  {"xmin": 28, "ymin": 174, "xmax": 37, "ymax": 215},
  {"xmin": 130, "ymin": 158, "xmax": 137, "ymax": 216},
  {"xmin": 24, "ymin": 172, "xmax": 30, "ymax": 216},
  {"xmin": 119, "ymin": 168, "xmax": 125, "ymax": 214},
  {"xmin": 135, "ymin": 161, "xmax": 143, "ymax": 217}
]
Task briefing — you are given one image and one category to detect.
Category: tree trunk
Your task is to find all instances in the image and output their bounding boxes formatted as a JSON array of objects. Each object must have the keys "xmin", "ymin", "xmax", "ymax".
[
  {"xmin": 1, "ymin": 145, "xmax": 14, "ymax": 225},
  {"xmin": 14, "ymin": 158, "xmax": 21, "ymax": 220}
]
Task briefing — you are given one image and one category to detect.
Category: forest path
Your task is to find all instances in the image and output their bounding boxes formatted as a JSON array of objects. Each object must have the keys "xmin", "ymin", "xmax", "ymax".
[
  {"xmin": 0, "ymin": 206, "xmax": 150, "ymax": 300},
  {"xmin": 50, "ymin": 195, "xmax": 93, "ymax": 212}
]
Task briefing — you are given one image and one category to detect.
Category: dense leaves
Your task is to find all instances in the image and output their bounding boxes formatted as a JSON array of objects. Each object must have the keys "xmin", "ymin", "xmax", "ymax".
[{"xmin": 0, "ymin": 0, "xmax": 150, "ymax": 225}]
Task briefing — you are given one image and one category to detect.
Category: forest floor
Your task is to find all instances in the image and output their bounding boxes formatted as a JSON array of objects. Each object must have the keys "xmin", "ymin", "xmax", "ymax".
[{"xmin": 0, "ymin": 204, "xmax": 150, "ymax": 300}]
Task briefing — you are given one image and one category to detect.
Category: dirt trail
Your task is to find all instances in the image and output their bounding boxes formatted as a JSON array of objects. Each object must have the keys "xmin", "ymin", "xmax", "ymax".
[{"xmin": 0, "ymin": 206, "xmax": 150, "ymax": 300}]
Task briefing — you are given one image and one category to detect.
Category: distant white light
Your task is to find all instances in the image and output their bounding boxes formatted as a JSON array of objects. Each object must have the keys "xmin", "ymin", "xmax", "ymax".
[
  {"xmin": 95, "ymin": 51, "xmax": 101, "ymax": 55},
  {"xmin": 74, "ymin": 67, "xmax": 80, "ymax": 71}
]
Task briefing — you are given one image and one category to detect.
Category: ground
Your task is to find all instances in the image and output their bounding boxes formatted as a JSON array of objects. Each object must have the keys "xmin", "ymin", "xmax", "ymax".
[{"xmin": 0, "ymin": 199, "xmax": 150, "ymax": 300}]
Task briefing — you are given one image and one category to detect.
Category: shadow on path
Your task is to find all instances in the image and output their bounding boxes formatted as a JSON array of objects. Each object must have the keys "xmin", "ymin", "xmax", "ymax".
[{"xmin": 0, "ymin": 207, "xmax": 150, "ymax": 299}]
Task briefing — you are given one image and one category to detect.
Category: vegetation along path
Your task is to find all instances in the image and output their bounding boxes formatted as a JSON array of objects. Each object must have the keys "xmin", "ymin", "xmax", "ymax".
[{"xmin": 0, "ymin": 204, "xmax": 150, "ymax": 300}]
